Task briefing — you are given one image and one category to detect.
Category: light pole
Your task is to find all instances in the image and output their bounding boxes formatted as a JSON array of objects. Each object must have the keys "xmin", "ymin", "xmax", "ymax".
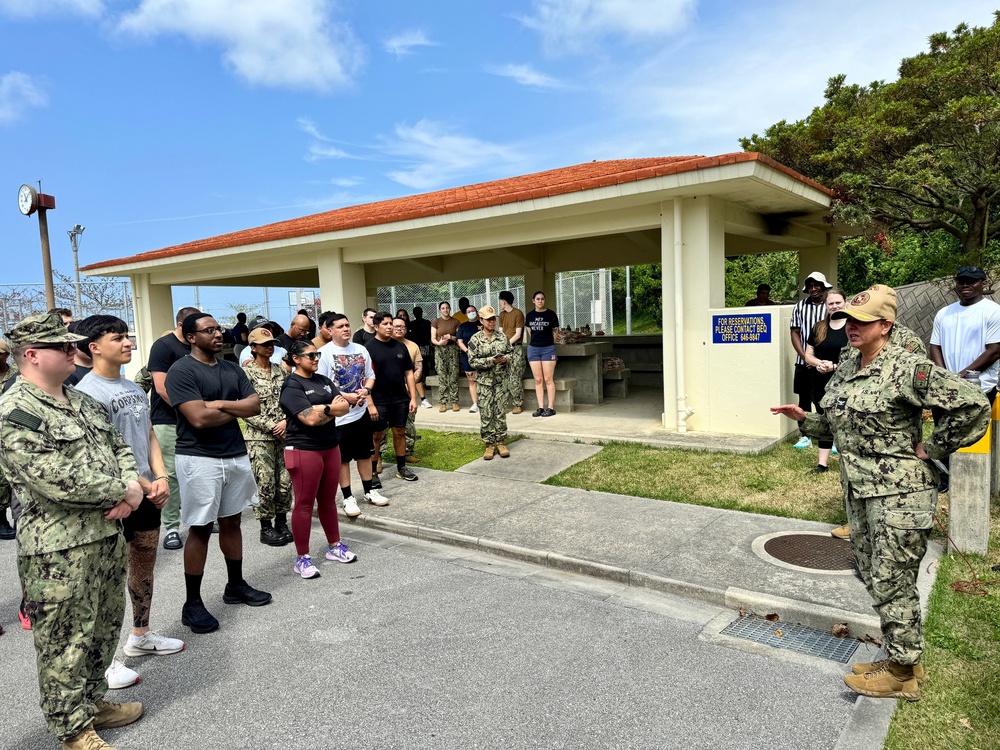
[{"xmin": 68, "ymin": 224, "xmax": 85, "ymax": 316}]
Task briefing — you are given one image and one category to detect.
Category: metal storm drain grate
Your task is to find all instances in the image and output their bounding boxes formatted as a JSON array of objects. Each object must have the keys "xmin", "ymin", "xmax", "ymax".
[
  {"xmin": 722, "ymin": 614, "xmax": 859, "ymax": 663},
  {"xmin": 763, "ymin": 533, "xmax": 854, "ymax": 571}
]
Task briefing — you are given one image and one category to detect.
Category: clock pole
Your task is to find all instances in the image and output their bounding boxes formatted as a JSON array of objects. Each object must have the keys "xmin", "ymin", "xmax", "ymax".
[{"xmin": 38, "ymin": 205, "xmax": 55, "ymax": 310}]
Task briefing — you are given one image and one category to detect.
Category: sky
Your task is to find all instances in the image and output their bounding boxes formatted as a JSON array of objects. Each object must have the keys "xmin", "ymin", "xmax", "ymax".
[{"xmin": 1, "ymin": 0, "xmax": 998, "ymax": 285}]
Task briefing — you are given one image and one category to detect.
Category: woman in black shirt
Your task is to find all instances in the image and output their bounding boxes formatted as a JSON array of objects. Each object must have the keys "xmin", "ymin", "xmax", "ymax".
[
  {"xmin": 524, "ymin": 290, "xmax": 560, "ymax": 417},
  {"xmin": 279, "ymin": 341, "xmax": 353, "ymax": 579},
  {"xmin": 803, "ymin": 289, "xmax": 848, "ymax": 474}
]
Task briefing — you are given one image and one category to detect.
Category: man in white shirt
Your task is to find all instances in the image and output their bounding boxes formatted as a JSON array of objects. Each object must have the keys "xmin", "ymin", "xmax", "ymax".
[
  {"xmin": 317, "ymin": 313, "xmax": 390, "ymax": 514},
  {"xmin": 930, "ymin": 265, "xmax": 1000, "ymax": 404}
]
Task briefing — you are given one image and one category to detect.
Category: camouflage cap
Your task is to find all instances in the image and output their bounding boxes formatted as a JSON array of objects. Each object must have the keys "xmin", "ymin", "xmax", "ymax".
[
  {"xmin": 832, "ymin": 285, "xmax": 897, "ymax": 323},
  {"xmin": 6, "ymin": 313, "xmax": 86, "ymax": 348}
]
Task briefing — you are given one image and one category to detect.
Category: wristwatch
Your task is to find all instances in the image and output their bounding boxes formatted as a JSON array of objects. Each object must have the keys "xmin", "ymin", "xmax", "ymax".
[{"xmin": 323, "ymin": 405, "xmax": 332, "ymax": 416}]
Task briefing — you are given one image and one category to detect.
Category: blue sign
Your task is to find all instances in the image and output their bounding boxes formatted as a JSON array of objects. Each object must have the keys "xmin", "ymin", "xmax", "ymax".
[{"xmin": 712, "ymin": 313, "xmax": 771, "ymax": 344}]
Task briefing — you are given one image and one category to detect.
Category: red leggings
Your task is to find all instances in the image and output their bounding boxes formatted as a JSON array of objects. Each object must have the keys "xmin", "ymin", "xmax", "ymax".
[{"xmin": 284, "ymin": 446, "xmax": 343, "ymax": 557}]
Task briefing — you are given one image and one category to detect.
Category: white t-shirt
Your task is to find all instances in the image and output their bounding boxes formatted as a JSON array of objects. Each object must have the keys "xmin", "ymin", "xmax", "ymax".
[
  {"xmin": 317, "ymin": 341, "xmax": 375, "ymax": 426},
  {"xmin": 930, "ymin": 298, "xmax": 1000, "ymax": 392}
]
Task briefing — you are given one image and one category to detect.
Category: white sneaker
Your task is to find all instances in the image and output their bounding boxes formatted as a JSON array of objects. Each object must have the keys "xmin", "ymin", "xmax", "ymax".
[
  {"xmin": 470, "ymin": 403, "xmax": 479, "ymax": 413},
  {"xmin": 420, "ymin": 398, "xmax": 432, "ymax": 409},
  {"xmin": 123, "ymin": 631, "xmax": 186, "ymax": 657},
  {"xmin": 365, "ymin": 489, "xmax": 390, "ymax": 506},
  {"xmin": 344, "ymin": 496, "xmax": 361, "ymax": 517},
  {"xmin": 105, "ymin": 659, "xmax": 140, "ymax": 690}
]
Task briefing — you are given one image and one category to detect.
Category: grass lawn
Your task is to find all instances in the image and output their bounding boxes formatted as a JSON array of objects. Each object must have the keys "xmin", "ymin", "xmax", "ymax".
[
  {"xmin": 884, "ymin": 507, "xmax": 1000, "ymax": 750},
  {"xmin": 544, "ymin": 440, "xmax": 847, "ymax": 524},
  {"xmin": 381, "ymin": 429, "xmax": 522, "ymax": 472}
]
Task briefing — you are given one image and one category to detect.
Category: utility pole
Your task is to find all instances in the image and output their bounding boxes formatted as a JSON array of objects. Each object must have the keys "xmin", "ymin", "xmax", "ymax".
[{"xmin": 68, "ymin": 224, "xmax": 85, "ymax": 316}]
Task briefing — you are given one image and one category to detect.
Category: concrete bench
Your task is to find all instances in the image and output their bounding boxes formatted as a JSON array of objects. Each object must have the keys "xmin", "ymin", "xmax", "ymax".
[
  {"xmin": 602, "ymin": 368, "xmax": 631, "ymax": 399},
  {"xmin": 425, "ymin": 375, "xmax": 579, "ymax": 412}
]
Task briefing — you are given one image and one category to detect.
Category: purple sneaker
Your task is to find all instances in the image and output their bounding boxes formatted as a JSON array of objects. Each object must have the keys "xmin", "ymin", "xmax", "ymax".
[
  {"xmin": 326, "ymin": 541, "xmax": 358, "ymax": 564},
  {"xmin": 293, "ymin": 555, "xmax": 321, "ymax": 579}
]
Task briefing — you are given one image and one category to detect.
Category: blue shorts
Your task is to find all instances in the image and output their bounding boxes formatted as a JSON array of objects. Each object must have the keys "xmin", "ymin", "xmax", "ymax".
[{"xmin": 527, "ymin": 345, "xmax": 557, "ymax": 363}]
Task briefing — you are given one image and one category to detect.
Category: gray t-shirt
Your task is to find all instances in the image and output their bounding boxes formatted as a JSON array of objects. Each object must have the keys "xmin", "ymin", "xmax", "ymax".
[{"xmin": 76, "ymin": 371, "xmax": 155, "ymax": 482}]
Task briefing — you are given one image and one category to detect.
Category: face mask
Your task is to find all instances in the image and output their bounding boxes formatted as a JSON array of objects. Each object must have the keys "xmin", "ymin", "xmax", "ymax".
[{"xmin": 468, "ymin": 311, "xmax": 477, "ymax": 320}]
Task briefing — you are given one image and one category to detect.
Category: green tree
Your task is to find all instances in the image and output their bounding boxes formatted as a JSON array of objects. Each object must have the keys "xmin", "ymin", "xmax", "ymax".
[{"xmin": 741, "ymin": 15, "xmax": 1000, "ymax": 262}]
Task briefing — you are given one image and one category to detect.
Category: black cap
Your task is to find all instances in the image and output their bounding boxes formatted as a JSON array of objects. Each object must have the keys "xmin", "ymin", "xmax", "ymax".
[{"xmin": 956, "ymin": 265, "xmax": 987, "ymax": 281}]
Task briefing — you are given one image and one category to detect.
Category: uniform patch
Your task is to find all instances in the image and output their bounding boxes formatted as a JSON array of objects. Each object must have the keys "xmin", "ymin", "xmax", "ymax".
[
  {"xmin": 914, "ymin": 364, "xmax": 932, "ymax": 396},
  {"xmin": 835, "ymin": 396, "xmax": 847, "ymax": 409},
  {"xmin": 7, "ymin": 408, "xmax": 42, "ymax": 431}
]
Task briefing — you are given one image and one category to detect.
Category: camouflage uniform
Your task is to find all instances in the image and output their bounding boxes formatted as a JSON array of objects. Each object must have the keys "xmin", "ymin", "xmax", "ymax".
[
  {"xmin": 0, "ymin": 364, "xmax": 138, "ymax": 740},
  {"xmin": 802, "ymin": 345, "xmax": 989, "ymax": 665},
  {"xmin": 434, "ymin": 344, "xmax": 460, "ymax": 407},
  {"xmin": 499, "ymin": 307, "xmax": 526, "ymax": 410},
  {"xmin": 890, "ymin": 324, "xmax": 927, "ymax": 358},
  {"xmin": 468, "ymin": 330, "xmax": 513, "ymax": 444},
  {"xmin": 242, "ymin": 360, "xmax": 292, "ymax": 521}
]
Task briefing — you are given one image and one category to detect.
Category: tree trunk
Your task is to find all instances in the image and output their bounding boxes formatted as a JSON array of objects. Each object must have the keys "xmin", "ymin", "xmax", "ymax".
[{"xmin": 964, "ymin": 201, "xmax": 989, "ymax": 262}]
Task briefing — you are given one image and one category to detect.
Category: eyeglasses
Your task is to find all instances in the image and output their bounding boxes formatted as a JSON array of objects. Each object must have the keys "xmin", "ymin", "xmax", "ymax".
[
  {"xmin": 30, "ymin": 342, "xmax": 76, "ymax": 354},
  {"xmin": 195, "ymin": 326, "xmax": 222, "ymax": 335},
  {"xmin": 295, "ymin": 352, "xmax": 321, "ymax": 360}
]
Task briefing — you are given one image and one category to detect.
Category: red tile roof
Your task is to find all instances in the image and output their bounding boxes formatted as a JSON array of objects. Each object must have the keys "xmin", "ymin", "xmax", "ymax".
[{"xmin": 83, "ymin": 152, "xmax": 831, "ymax": 271}]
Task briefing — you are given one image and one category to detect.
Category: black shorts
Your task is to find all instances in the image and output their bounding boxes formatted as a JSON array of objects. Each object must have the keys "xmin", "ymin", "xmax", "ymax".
[
  {"xmin": 338, "ymin": 412, "xmax": 375, "ymax": 463},
  {"xmin": 372, "ymin": 399, "xmax": 409, "ymax": 430},
  {"xmin": 122, "ymin": 498, "xmax": 162, "ymax": 542}
]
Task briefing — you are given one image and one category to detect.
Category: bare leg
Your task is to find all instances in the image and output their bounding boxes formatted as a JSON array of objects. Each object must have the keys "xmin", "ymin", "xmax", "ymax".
[
  {"xmin": 818, "ymin": 447, "xmax": 832, "ymax": 468},
  {"xmin": 467, "ymin": 372, "xmax": 477, "ymax": 405},
  {"xmin": 530, "ymin": 360, "xmax": 544, "ymax": 409},
  {"xmin": 183, "ymin": 524, "xmax": 213, "ymax": 576},
  {"xmin": 391, "ymin": 426, "xmax": 407, "ymax": 456},
  {"xmin": 217, "ymin": 513, "xmax": 243, "ymax": 561},
  {"xmin": 541, "ymin": 359, "xmax": 557, "ymax": 409}
]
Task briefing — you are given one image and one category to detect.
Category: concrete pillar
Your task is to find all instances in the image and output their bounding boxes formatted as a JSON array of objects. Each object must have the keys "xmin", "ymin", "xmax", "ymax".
[
  {"xmin": 660, "ymin": 197, "xmax": 726, "ymax": 431},
  {"xmin": 317, "ymin": 248, "xmax": 367, "ymax": 323},
  {"xmin": 949, "ymin": 422, "xmax": 992, "ymax": 555},
  {"xmin": 796, "ymin": 234, "xmax": 838, "ymax": 290},
  {"xmin": 130, "ymin": 273, "xmax": 174, "ymax": 367}
]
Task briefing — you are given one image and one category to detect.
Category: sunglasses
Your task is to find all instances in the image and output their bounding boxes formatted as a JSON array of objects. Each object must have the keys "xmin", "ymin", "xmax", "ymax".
[
  {"xmin": 30, "ymin": 343, "xmax": 77, "ymax": 354},
  {"xmin": 295, "ymin": 352, "xmax": 321, "ymax": 360}
]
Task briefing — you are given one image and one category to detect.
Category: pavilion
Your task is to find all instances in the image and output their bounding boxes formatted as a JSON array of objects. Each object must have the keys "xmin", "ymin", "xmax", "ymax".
[{"xmin": 83, "ymin": 153, "xmax": 841, "ymax": 439}]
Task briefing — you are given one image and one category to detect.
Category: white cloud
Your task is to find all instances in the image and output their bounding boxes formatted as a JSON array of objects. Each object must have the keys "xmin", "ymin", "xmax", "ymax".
[
  {"xmin": 519, "ymin": 0, "xmax": 694, "ymax": 53},
  {"xmin": 297, "ymin": 117, "xmax": 332, "ymax": 142},
  {"xmin": 0, "ymin": 72, "xmax": 47, "ymax": 125},
  {"xmin": 0, "ymin": 0, "xmax": 102, "ymax": 17},
  {"xmin": 380, "ymin": 120, "xmax": 522, "ymax": 190},
  {"xmin": 486, "ymin": 63, "xmax": 566, "ymax": 90},
  {"xmin": 117, "ymin": 0, "xmax": 365, "ymax": 91},
  {"xmin": 587, "ymin": 2, "xmax": 1000, "ymax": 157},
  {"xmin": 305, "ymin": 144, "xmax": 351, "ymax": 162},
  {"xmin": 383, "ymin": 29, "xmax": 435, "ymax": 58}
]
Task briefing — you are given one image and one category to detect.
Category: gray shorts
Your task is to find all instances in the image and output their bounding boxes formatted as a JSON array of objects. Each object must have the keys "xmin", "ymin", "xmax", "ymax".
[{"xmin": 176, "ymin": 453, "xmax": 259, "ymax": 528}]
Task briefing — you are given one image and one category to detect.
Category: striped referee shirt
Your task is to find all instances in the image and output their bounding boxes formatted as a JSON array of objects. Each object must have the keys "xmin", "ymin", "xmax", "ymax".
[{"xmin": 790, "ymin": 298, "xmax": 827, "ymax": 366}]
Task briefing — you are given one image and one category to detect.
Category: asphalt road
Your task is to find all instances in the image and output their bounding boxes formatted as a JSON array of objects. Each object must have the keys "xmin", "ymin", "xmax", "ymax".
[{"xmin": 0, "ymin": 521, "xmax": 863, "ymax": 750}]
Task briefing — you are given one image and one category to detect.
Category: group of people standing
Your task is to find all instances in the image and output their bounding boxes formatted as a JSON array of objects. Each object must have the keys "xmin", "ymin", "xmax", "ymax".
[{"xmin": 775, "ymin": 268, "xmax": 996, "ymax": 704}]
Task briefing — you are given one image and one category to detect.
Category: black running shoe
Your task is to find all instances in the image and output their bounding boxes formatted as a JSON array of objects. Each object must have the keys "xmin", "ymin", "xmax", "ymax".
[
  {"xmin": 181, "ymin": 600, "xmax": 220, "ymax": 634},
  {"xmin": 396, "ymin": 466, "xmax": 419, "ymax": 482},
  {"xmin": 223, "ymin": 581, "xmax": 272, "ymax": 607},
  {"xmin": 370, "ymin": 473, "xmax": 383, "ymax": 490},
  {"xmin": 531, "ymin": 408, "xmax": 544, "ymax": 417}
]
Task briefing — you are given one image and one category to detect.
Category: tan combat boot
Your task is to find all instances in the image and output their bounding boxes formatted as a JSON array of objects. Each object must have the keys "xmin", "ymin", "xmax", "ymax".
[
  {"xmin": 439, "ymin": 404, "xmax": 447, "ymax": 412},
  {"xmin": 512, "ymin": 406, "xmax": 522, "ymax": 414},
  {"xmin": 483, "ymin": 444, "xmax": 495, "ymax": 460},
  {"xmin": 92, "ymin": 698, "xmax": 144, "ymax": 729},
  {"xmin": 452, "ymin": 403, "xmax": 460, "ymax": 412},
  {"xmin": 63, "ymin": 724, "xmax": 114, "ymax": 750},
  {"xmin": 405, "ymin": 455, "xmax": 422, "ymax": 464},
  {"xmin": 852, "ymin": 659, "xmax": 926, "ymax": 684},
  {"xmin": 495, "ymin": 443, "xmax": 510, "ymax": 458},
  {"xmin": 831, "ymin": 524, "xmax": 850, "ymax": 539},
  {"xmin": 843, "ymin": 661, "xmax": 920, "ymax": 701}
]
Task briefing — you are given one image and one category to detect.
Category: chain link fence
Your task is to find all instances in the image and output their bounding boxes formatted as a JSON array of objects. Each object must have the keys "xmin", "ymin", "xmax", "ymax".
[
  {"xmin": 0, "ymin": 280, "xmax": 134, "ymax": 335},
  {"xmin": 2, "ymin": 269, "xmax": 617, "ymax": 339}
]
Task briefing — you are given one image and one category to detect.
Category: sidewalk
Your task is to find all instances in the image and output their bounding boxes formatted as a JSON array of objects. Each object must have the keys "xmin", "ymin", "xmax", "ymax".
[{"xmin": 352, "ymin": 439, "xmax": 941, "ymax": 640}]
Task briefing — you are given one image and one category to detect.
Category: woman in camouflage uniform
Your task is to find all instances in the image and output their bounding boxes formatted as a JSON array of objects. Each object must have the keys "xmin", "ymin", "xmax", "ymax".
[
  {"xmin": 773, "ymin": 285, "xmax": 989, "ymax": 702},
  {"xmin": 242, "ymin": 328, "xmax": 293, "ymax": 547},
  {"xmin": 468, "ymin": 305, "xmax": 513, "ymax": 460}
]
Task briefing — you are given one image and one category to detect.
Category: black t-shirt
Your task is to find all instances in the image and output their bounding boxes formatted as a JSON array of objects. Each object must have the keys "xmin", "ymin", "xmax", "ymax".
[
  {"xmin": 148, "ymin": 333, "xmax": 191, "ymax": 426},
  {"xmin": 64, "ymin": 364, "xmax": 92, "ymax": 387},
  {"xmin": 279, "ymin": 373, "xmax": 340, "ymax": 450},
  {"xmin": 365, "ymin": 337, "xmax": 413, "ymax": 404},
  {"xmin": 231, "ymin": 323, "xmax": 249, "ymax": 345},
  {"xmin": 409, "ymin": 318, "xmax": 432, "ymax": 347},
  {"xmin": 165, "ymin": 355, "xmax": 255, "ymax": 458},
  {"xmin": 353, "ymin": 328, "xmax": 376, "ymax": 346},
  {"xmin": 808, "ymin": 323, "xmax": 849, "ymax": 364},
  {"xmin": 525, "ymin": 309, "xmax": 560, "ymax": 347},
  {"xmin": 277, "ymin": 332, "xmax": 306, "ymax": 352}
]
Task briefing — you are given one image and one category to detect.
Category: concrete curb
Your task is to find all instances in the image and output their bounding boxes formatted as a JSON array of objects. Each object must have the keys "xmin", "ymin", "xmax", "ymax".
[{"xmin": 351, "ymin": 511, "xmax": 878, "ymax": 635}]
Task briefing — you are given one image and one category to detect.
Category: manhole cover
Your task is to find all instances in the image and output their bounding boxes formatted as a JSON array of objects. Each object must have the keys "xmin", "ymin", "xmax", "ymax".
[
  {"xmin": 763, "ymin": 533, "xmax": 853, "ymax": 571},
  {"xmin": 721, "ymin": 614, "xmax": 859, "ymax": 663}
]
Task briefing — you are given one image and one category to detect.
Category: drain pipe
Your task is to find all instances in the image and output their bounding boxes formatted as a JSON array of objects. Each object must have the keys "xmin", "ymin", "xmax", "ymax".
[{"xmin": 673, "ymin": 199, "xmax": 695, "ymax": 432}]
